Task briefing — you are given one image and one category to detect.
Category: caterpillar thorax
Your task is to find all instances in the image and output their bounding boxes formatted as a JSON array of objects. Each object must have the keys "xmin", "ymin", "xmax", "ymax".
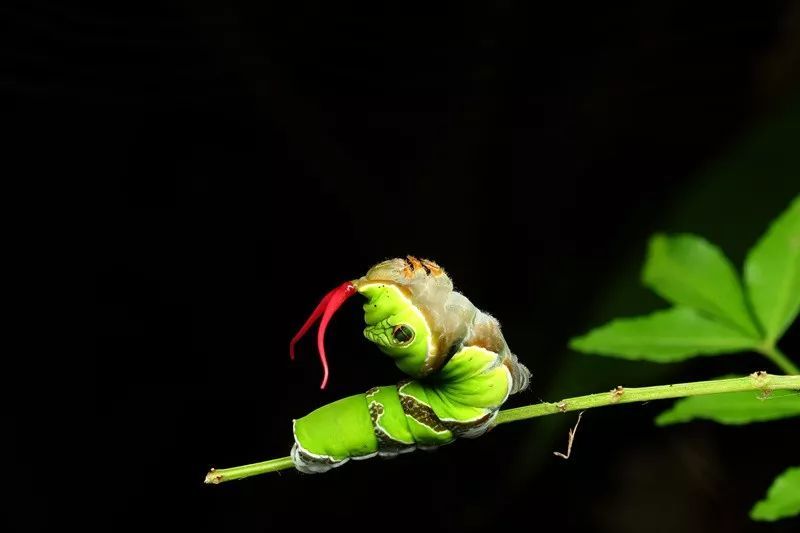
[{"xmin": 356, "ymin": 257, "xmax": 530, "ymax": 393}]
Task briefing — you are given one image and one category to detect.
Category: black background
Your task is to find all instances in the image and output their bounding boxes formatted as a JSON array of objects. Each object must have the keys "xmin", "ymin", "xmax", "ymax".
[{"xmin": 10, "ymin": 1, "xmax": 800, "ymax": 532}]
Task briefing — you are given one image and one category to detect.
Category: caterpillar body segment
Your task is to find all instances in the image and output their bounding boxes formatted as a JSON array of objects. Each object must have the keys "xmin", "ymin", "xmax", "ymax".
[{"xmin": 291, "ymin": 345, "xmax": 513, "ymax": 473}]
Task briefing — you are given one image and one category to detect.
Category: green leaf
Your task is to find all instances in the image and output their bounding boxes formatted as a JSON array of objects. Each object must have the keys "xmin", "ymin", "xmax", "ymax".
[
  {"xmin": 642, "ymin": 233, "xmax": 760, "ymax": 338},
  {"xmin": 750, "ymin": 467, "xmax": 800, "ymax": 522},
  {"xmin": 569, "ymin": 307, "xmax": 760, "ymax": 362},
  {"xmin": 744, "ymin": 195, "xmax": 800, "ymax": 343},
  {"xmin": 655, "ymin": 386, "xmax": 800, "ymax": 426}
]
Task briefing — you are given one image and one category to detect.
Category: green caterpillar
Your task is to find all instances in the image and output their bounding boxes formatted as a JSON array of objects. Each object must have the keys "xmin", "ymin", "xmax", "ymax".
[{"xmin": 289, "ymin": 256, "xmax": 531, "ymax": 473}]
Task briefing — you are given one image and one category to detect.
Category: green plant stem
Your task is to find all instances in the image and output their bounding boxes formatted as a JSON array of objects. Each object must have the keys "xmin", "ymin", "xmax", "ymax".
[
  {"xmin": 495, "ymin": 372, "xmax": 798, "ymax": 424},
  {"xmin": 758, "ymin": 346, "xmax": 799, "ymax": 375},
  {"xmin": 204, "ymin": 456, "xmax": 295, "ymax": 484},
  {"xmin": 204, "ymin": 372, "xmax": 800, "ymax": 483}
]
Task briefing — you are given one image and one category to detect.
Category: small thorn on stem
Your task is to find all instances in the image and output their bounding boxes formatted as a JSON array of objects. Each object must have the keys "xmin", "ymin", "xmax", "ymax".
[
  {"xmin": 554, "ymin": 411, "xmax": 584, "ymax": 460},
  {"xmin": 750, "ymin": 370, "xmax": 770, "ymax": 389},
  {"xmin": 610, "ymin": 385, "xmax": 625, "ymax": 403}
]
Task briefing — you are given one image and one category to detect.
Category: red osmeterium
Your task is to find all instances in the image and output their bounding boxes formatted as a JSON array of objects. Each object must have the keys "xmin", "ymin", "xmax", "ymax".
[
  {"xmin": 316, "ymin": 282, "xmax": 357, "ymax": 389},
  {"xmin": 289, "ymin": 281, "xmax": 357, "ymax": 389},
  {"xmin": 289, "ymin": 287, "xmax": 336, "ymax": 361}
]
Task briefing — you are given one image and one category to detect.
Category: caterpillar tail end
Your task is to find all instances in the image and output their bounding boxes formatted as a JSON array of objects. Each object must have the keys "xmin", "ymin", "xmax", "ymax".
[{"xmin": 291, "ymin": 443, "xmax": 347, "ymax": 474}]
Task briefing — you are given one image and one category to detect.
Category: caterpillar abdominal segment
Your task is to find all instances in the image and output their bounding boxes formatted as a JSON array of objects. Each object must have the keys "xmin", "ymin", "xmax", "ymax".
[
  {"xmin": 367, "ymin": 388, "xmax": 415, "ymax": 457},
  {"xmin": 291, "ymin": 345, "xmax": 515, "ymax": 474}
]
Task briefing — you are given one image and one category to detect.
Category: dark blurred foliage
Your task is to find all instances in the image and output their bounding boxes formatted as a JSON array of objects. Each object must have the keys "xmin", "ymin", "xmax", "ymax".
[{"xmin": 8, "ymin": 1, "xmax": 800, "ymax": 532}]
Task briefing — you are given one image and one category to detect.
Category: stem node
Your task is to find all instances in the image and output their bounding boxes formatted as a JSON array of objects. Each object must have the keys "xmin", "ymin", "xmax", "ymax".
[{"xmin": 610, "ymin": 386, "xmax": 625, "ymax": 403}]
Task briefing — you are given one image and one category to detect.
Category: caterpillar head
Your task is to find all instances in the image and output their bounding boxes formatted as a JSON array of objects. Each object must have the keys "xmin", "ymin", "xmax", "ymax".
[{"xmin": 290, "ymin": 256, "xmax": 474, "ymax": 388}]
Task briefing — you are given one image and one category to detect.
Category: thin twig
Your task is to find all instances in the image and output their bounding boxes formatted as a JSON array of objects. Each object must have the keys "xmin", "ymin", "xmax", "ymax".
[{"xmin": 554, "ymin": 411, "xmax": 584, "ymax": 460}]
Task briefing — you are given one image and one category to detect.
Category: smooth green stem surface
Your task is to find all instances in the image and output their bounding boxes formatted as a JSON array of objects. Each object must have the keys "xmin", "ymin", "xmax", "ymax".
[
  {"xmin": 758, "ymin": 346, "xmax": 799, "ymax": 375},
  {"xmin": 205, "ymin": 372, "xmax": 800, "ymax": 483},
  {"xmin": 495, "ymin": 372, "xmax": 799, "ymax": 424},
  {"xmin": 204, "ymin": 456, "xmax": 295, "ymax": 484}
]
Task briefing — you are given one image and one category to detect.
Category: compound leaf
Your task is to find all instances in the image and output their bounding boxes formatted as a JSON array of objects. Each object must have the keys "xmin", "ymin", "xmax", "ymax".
[
  {"xmin": 744, "ymin": 195, "xmax": 800, "ymax": 344},
  {"xmin": 750, "ymin": 467, "xmax": 800, "ymax": 522},
  {"xmin": 643, "ymin": 233, "xmax": 760, "ymax": 338},
  {"xmin": 570, "ymin": 307, "xmax": 759, "ymax": 362}
]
